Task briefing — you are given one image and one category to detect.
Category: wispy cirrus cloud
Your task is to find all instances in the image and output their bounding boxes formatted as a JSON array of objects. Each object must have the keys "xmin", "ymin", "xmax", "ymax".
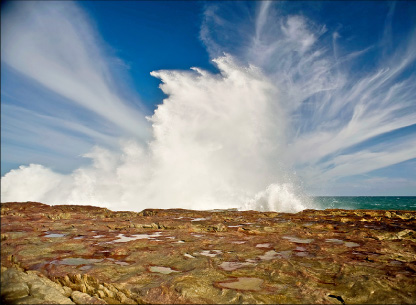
[
  {"xmin": 1, "ymin": 1, "xmax": 150, "ymax": 143},
  {"xmin": 201, "ymin": 1, "xmax": 416, "ymax": 193}
]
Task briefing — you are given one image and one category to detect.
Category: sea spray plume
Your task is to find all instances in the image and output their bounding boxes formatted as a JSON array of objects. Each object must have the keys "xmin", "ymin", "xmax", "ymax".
[
  {"xmin": 148, "ymin": 55, "xmax": 307, "ymax": 211},
  {"xmin": 0, "ymin": 165, "xmax": 66, "ymax": 203},
  {"xmin": 1, "ymin": 54, "xmax": 308, "ymax": 212},
  {"xmin": 242, "ymin": 183, "xmax": 307, "ymax": 213}
]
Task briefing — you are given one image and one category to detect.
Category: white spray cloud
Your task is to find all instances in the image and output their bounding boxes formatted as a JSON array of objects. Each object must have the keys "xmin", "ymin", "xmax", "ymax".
[
  {"xmin": 2, "ymin": 54, "xmax": 309, "ymax": 212},
  {"xmin": 1, "ymin": 165, "xmax": 65, "ymax": 203},
  {"xmin": 2, "ymin": 2, "xmax": 416, "ymax": 211}
]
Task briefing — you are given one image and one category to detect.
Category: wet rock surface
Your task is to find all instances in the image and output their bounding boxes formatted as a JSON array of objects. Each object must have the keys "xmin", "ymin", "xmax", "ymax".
[{"xmin": 1, "ymin": 201, "xmax": 415, "ymax": 304}]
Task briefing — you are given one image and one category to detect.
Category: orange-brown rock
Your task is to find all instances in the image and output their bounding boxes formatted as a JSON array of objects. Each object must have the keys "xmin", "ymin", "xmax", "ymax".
[{"xmin": 1, "ymin": 202, "xmax": 415, "ymax": 304}]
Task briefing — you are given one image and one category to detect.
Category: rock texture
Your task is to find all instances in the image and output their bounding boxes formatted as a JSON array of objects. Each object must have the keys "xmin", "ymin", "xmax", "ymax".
[{"xmin": 1, "ymin": 201, "xmax": 415, "ymax": 304}]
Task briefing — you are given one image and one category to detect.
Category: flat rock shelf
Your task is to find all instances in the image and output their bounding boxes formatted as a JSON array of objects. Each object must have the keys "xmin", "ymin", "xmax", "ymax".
[{"xmin": 1, "ymin": 202, "xmax": 415, "ymax": 304}]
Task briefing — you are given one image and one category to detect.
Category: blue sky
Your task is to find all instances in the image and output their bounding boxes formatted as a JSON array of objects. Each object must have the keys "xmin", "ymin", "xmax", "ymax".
[{"xmin": 1, "ymin": 1, "xmax": 416, "ymax": 209}]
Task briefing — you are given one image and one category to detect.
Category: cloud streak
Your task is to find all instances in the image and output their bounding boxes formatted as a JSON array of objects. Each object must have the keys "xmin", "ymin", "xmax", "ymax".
[
  {"xmin": 1, "ymin": 1, "xmax": 150, "ymax": 141},
  {"xmin": 201, "ymin": 1, "xmax": 416, "ymax": 193}
]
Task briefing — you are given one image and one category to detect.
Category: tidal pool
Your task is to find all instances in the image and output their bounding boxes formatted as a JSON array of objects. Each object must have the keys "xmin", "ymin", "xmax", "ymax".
[
  {"xmin": 53, "ymin": 258, "xmax": 102, "ymax": 266},
  {"xmin": 44, "ymin": 233, "xmax": 65, "ymax": 238},
  {"xmin": 191, "ymin": 218, "xmax": 207, "ymax": 222},
  {"xmin": 256, "ymin": 243, "xmax": 271, "ymax": 248},
  {"xmin": 111, "ymin": 232, "xmax": 162, "ymax": 243},
  {"xmin": 345, "ymin": 242, "xmax": 360, "ymax": 247},
  {"xmin": 295, "ymin": 252, "xmax": 309, "ymax": 257},
  {"xmin": 219, "ymin": 261, "xmax": 253, "ymax": 271},
  {"xmin": 149, "ymin": 266, "xmax": 178, "ymax": 274},
  {"xmin": 191, "ymin": 234, "xmax": 204, "ymax": 238},
  {"xmin": 325, "ymin": 238, "xmax": 344, "ymax": 244},
  {"xmin": 277, "ymin": 250, "xmax": 292, "ymax": 259},
  {"xmin": 79, "ymin": 266, "xmax": 92, "ymax": 271},
  {"xmin": 105, "ymin": 258, "xmax": 130, "ymax": 266},
  {"xmin": 258, "ymin": 250, "xmax": 292, "ymax": 260},
  {"xmin": 218, "ymin": 277, "xmax": 263, "ymax": 291},
  {"xmin": 283, "ymin": 236, "xmax": 314, "ymax": 244},
  {"xmin": 258, "ymin": 250, "xmax": 279, "ymax": 261},
  {"xmin": 199, "ymin": 250, "xmax": 222, "ymax": 257}
]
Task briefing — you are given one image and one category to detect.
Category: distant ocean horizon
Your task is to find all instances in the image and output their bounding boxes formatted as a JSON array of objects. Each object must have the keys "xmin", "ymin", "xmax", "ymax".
[{"xmin": 311, "ymin": 196, "xmax": 416, "ymax": 211}]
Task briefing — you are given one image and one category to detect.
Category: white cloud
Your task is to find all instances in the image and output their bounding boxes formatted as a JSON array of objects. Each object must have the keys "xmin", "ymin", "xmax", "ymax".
[
  {"xmin": 281, "ymin": 15, "xmax": 317, "ymax": 53},
  {"xmin": 311, "ymin": 140, "xmax": 416, "ymax": 184},
  {"xmin": 200, "ymin": 2, "xmax": 416, "ymax": 194},
  {"xmin": 1, "ymin": 1, "xmax": 150, "ymax": 140}
]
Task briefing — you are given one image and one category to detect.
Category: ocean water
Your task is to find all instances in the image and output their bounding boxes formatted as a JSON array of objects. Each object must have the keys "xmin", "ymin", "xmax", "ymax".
[{"xmin": 311, "ymin": 196, "xmax": 416, "ymax": 211}]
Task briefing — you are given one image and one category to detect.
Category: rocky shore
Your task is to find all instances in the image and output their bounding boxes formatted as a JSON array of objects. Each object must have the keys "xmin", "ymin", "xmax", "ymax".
[{"xmin": 1, "ymin": 202, "xmax": 415, "ymax": 304}]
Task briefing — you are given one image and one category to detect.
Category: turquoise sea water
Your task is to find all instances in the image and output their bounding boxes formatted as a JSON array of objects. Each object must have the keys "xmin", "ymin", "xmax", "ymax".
[{"xmin": 311, "ymin": 196, "xmax": 416, "ymax": 210}]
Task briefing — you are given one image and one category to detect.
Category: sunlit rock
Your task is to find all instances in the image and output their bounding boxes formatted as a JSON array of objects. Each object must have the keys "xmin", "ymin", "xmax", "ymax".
[{"xmin": 1, "ymin": 202, "xmax": 415, "ymax": 304}]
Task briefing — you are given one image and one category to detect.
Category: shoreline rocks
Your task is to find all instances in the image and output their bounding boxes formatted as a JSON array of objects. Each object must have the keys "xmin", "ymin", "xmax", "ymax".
[{"xmin": 1, "ymin": 202, "xmax": 415, "ymax": 304}]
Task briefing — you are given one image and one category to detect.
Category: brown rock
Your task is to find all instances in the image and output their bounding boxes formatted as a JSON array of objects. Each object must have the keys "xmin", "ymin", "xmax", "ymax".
[
  {"xmin": 1, "ymin": 202, "xmax": 416, "ymax": 304},
  {"xmin": 71, "ymin": 291, "xmax": 106, "ymax": 304}
]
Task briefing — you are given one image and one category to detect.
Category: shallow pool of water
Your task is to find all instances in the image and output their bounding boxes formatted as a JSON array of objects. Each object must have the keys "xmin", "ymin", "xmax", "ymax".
[
  {"xmin": 344, "ymin": 242, "xmax": 360, "ymax": 247},
  {"xmin": 277, "ymin": 250, "xmax": 292, "ymax": 259},
  {"xmin": 191, "ymin": 234, "xmax": 205, "ymax": 238},
  {"xmin": 191, "ymin": 218, "xmax": 207, "ymax": 222},
  {"xmin": 282, "ymin": 236, "xmax": 314, "ymax": 244},
  {"xmin": 256, "ymin": 243, "xmax": 271, "ymax": 248},
  {"xmin": 111, "ymin": 232, "xmax": 162, "ymax": 243},
  {"xmin": 295, "ymin": 251, "xmax": 309, "ymax": 257},
  {"xmin": 325, "ymin": 238, "xmax": 344, "ymax": 244},
  {"xmin": 199, "ymin": 250, "xmax": 222, "ymax": 257},
  {"xmin": 219, "ymin": 261, "xmax": 253, "ymax": 271},
  {"xmin": 44, "ymin": 233, "xmax": 65, "ymax": 238},
  {"xmin": 53, "ymin": 258, "xmax": 102, "ymax": 266},
  {"xmin": 149, "ymin": 266, "xmax": 178, "ymax": 274},
  {"xmin": 218, "ymin": 277, "xmax": 263, "ymax": 291},
  {"xmin": 258, "ymin": 250, "xmax": 279, "ymax": 261}
]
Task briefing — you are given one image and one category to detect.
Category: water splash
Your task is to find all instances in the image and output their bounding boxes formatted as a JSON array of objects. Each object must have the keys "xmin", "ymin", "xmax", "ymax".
[
  {"xmin": 242, "ymin": 183, "xmax": 309, "ymax": 213},
  {"xmin": 2, "ymin": 54, "xmax": 308, "ymax": 212}
]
